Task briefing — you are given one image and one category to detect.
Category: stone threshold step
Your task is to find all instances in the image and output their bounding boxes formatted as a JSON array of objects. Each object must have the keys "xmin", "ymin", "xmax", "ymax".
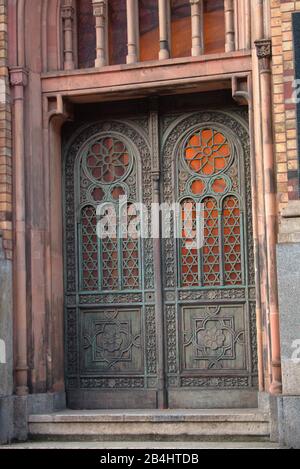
[
  {"xmin": 28, "ymin": 409, "xmax": 271, "ymax": 442},
  {"xmin": 29, "ymin": 409, "xmax": 270, "ymax": 424},
  {"xmin": 2, "ymin": 441, "xmax": 282, "ymax": 450}
]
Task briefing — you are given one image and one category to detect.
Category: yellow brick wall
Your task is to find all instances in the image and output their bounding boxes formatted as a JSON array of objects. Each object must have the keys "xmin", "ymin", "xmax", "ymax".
[
  {"xmin": 0, "ymin": 0, "xmax": 12, "ymax": 260},
  {"xmin": 271, "ymin": 0, "xmax": 300, "ymax": 215}
]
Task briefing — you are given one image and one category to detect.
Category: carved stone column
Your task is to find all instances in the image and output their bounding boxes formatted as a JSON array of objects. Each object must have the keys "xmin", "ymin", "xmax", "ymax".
[
  {"xmin": 92, "ymin": 0, "xmax": 107, "ymax": 68},
  {"xmin": 158, "ymin": 0, "xmax": 170, "ymax": 60},
  {"xmin": 126, "ymin": 0, "xmax": 138, "ymax": 64},
  {"xmin": 255, "ymin": 39, "xmax": 282, "ymax": 395},
  {"xmin": 9, "ymin": 67, "xmax": 29, "ymax": 397},
  {"xmin": 224, "ymin": 0, "xmax": 235, "ymax": 52},
  {"xmin": 190, "ymin": 0, "xmax": 204, "ymax": 57},
  {"xmin": 61, "ymin": 0, "xmax": 75, "ymax": 71}
]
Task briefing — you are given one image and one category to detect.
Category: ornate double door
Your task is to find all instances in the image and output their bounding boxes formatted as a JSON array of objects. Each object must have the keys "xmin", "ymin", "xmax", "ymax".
[{"xmin": 64, "ymin": 105, "xmax": 258, "ymax": 409}]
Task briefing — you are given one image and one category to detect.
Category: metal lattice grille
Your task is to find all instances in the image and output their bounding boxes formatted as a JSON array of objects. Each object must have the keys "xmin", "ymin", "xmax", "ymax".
[
  {"xmin": 179, "ymin": 126, "xmax": 243, "ymax": 288},
  {"xmin": 81, "ymin": 205, "xmax": 99, "ymax": 291},
  {"xmin": 85, "ymin": 137, "xmax": 130, "ymax": 184},
  {"xmin": 102, "ymin": 238, "xmax": 119, "ymax": 290},
  {"xmin": 203, "ymin": 197, "xmax": 221, "ymax": 286},
  {"xmin": 78, "ymin": 133, "xmax": 140, "ymax": 292},
  {"xmin": 122, "ymin": 206, "xmax": 140, "ymax": 289},
  {"xmin": 181, "ymin": 199, "xmax": 199, "ymax": 287},
  {"xmin": 223, "ymin": 196, "xmax": 242, "ymax": 285}
]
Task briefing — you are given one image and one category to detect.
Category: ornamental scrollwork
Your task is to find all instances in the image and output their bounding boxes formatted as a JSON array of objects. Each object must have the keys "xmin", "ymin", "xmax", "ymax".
[{"xmin": 180, "ymin": 377, "xmax": 249, "ymax": 388}]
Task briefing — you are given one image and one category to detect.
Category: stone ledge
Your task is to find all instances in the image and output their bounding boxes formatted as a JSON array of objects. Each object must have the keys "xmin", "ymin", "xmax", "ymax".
[
  {"xmin": 29, "ymin": 408, "xmax": 270, "ymax": 424},
  {"xmin": 279, "ymin": 200, "xmax": 300, "ymax": 243}
]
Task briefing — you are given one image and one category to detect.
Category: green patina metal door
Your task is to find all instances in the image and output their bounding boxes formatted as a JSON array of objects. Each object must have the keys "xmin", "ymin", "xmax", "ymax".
[{"xmin": 63, "ymin": 105, "xmax": 257, "ymax": 409}]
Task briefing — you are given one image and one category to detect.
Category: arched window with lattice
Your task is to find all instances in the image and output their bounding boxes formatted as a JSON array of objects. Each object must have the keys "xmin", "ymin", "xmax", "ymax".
[
  {"xmin": 178, "ymin": 124, "xmax": 244, "ymax": 288},
  {"xmin": 77, "ymin": 133, "xmax": 141, "ymax": 292}
]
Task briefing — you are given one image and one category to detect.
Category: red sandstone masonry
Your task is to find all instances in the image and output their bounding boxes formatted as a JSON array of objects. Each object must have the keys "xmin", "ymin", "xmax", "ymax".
[{"xmin": 0, "ymin": 0, "xmax": 12, "ymax": 260}]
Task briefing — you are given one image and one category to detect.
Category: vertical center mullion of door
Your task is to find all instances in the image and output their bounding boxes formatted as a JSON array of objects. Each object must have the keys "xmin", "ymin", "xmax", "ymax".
[{"xmin": 149, "ymin": 100, "xmax": 167, "ymax": 409}]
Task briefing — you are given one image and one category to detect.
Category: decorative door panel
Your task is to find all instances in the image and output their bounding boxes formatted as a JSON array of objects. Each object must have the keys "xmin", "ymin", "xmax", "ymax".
[
  {"xmin": 63, "ymin": 120, "xmax": 158, "ymax": 409},
  {"xmin": 161, "ymin": 111, "xmax": 258, "ymax": 408}
]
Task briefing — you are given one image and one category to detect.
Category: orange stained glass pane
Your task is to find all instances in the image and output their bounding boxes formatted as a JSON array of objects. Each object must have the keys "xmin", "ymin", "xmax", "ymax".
[
  {"xmin": 139, "ymin": 0, "xmax": 160, "ymax": 62},
  {"xmin": 111, "ymin": 186, "xmax": 125, "ymax": 200},
  {"xmin": 191, "ymin": 179, "xmax": 206, "ymax": 195},
  {"xmin": 185, "ymin": 128, "xmax": 231, "ymax": 176},
  {"xmin": 212, "ymin": 177, "xmax": 227, "ymax": 194},
  {"xmin": 108, "ymin": 0, "xmax": 127, "ymax": 65},
  {"xmin": 171, "ymin": 0, "xmax": 192, "ymax": 58},
  {"xmin": 77, "ymin": 0, "xmax": 96, "ymax": 69},
  {"xmin": 204, "ymin": 0, "xmax": 225, "ymax": 54}
]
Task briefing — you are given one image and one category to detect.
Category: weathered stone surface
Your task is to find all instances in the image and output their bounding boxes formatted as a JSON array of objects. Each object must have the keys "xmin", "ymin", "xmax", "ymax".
[
  {"xmin": 279, "ymin": 201, "xmax": 300, "ymax": 243},
  {"xmin": 0, "ymin": 397, "xmax": 13, "ymax": 444},
  {"xmin": 0, "ymin": 236, "xmax": 12, "ymax": 397},
  {"xmin": 278, "ymin": 397, "xmax": 300, "ymax": 449},
  {"xmin": 28, "ymin": 392, "xmax": 66, "ymax": 415},
  {"xmin": 277, "ymin": 243, "xmax": 300, "ymax": 396},
  {"xmin": 277, "ymin": 242, "xmax": 300, "ymax": 449},
  {"xmin": 1, "ymin": 441, "xmax": 284, "ymax": 449},
  {"xmin": 0, "ymin": 235, "xmax": 13, "ymax": 444},
  {"xmin": 27, "ymin": 409, "xmax": 271, "ymax": 441},
  {"xmin": 13, "ymin": 397, "xmax": 28, "ymax": 442}
]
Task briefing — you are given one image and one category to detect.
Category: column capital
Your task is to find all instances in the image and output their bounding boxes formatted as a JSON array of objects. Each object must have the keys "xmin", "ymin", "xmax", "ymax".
[
  {"xmin": 189, "ymin": 0, "xmax": 201, "ymax": 4},
  {"xmin": 255, "ymin": 39, "xmax": 272, "ymax": 72},
  {"xmin": 9, "ymin": 67, "xmax": 28, "ymax": 88},
  {"xmin": 61, "ymin": 2, "xmax": 75, "ymax": 20},
  {"xmin": 255, "ymin": 39, "xmax": 272, "ymax": 59},
  {"xmin": 92, "ymin": 0, "xmax": 107, "ymax": 17}
]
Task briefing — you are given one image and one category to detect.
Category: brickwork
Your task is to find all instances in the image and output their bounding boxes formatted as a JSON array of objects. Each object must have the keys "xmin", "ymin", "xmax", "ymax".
[
  {"xmin": 271, "ymin": 0, "xmax": 300, "ymax": 214},
  {"xmin": 0, "ymin": 0, "xmax": 12, "ymax": 260}
]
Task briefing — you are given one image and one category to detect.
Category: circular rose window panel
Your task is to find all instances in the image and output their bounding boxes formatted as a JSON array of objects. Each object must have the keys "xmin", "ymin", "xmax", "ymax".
[
  {"xmin": 184, "ymin": 128, "xmax": 231, "ymax": 176},
  {"xmin": 86, "ymin": 137, "xmax": 130, "ymax": 184}
]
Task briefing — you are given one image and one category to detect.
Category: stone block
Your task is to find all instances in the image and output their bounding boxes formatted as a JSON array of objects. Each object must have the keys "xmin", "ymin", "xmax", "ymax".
[
  {"xmin": 13, "ymin": 396, "xmax": 28, "ymax": 442},
  {"xmin": 279, "ymin": 201, "xmax": 300, "ymax": 243},
  {"xmin": 277, "ymin": 243, "xmax": 300, "ymax": 395},
  {"xmin": 28, "ymin": 392, "xmax": 66, "ymax": 415},
  {"xmin": 0, "ymin": 235, "xmax": 12, "ymax": 398},
  {"xmin": 0, "ymin": 396, "xmax": 13, "ymax": 444},
  {"xmin": 278, "ymin": 397, "xmax": 300, "ymax": 449}
]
